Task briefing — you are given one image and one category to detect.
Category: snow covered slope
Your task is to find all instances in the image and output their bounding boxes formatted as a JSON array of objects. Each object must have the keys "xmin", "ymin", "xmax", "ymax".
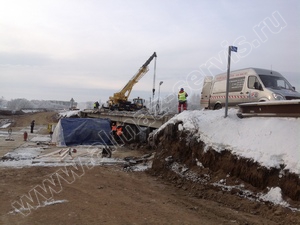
[{"xmin": 159, "ymin": 108, "xmax": 300, "ymax": 175}]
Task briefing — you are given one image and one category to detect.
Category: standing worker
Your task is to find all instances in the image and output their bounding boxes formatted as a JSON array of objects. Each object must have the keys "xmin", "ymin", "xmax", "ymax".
[
  {"xmin": 30, "ymin": 120, "xmax": 35, "ymax": 133},
  {"xmin": 93, "ymin": 101, "xmax": 99, "ymax": 109},
  {"xmin": 178, "ymin": 88, "xmax": 188, "ymax": 113}
]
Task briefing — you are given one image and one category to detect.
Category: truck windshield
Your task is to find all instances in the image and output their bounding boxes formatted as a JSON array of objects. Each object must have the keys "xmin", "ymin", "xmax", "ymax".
[{"xmin": 259, "ymin": 74, "xmax": 294, "ymax": 90}]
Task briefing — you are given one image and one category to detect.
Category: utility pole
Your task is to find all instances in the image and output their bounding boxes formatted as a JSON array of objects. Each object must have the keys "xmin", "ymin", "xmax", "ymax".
[
  {"xmin": 152, "ymin": 54, "xmax": 157, "ymax": 113},
  {"xmin": 225, "ymin": 46, "xmax": 238, "ymax": 118},
  {"xmin": 156, "ymin": 81, "xmax": 163, "ymax": 114}
]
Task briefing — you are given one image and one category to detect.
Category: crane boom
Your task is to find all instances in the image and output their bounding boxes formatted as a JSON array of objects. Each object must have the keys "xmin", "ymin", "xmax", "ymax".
[{"xmin": 109, "ymin": 52, "xmax": 157, "ymax": 108}]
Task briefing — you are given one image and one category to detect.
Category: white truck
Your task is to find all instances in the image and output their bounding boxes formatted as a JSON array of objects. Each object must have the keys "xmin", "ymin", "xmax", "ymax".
[{"xmin": 200, "ymin": 68, "xmax": 300, "ymax": 110}]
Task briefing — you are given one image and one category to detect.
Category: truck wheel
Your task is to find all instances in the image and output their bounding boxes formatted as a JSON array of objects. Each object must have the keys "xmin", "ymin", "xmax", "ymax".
[{"xmin": 214, "ymin": 104, "xmax": 222, "ymax": 110}]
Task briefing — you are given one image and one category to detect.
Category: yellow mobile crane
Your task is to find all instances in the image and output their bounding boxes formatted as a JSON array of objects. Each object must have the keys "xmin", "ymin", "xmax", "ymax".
[{"xmin": 108, "ymin": 52, "xmax": 157, "ymax": 111}]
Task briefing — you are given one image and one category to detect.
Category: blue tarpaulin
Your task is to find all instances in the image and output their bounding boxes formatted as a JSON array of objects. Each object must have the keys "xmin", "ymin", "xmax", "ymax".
[{"xmin": 52, "ymin": 118, "xmax": 112, "ymax": 146}]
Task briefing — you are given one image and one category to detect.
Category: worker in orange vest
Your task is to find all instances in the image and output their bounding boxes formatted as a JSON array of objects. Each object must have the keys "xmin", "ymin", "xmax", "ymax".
[
  {"xmin": 115, "ymin": 125, "xmax": 123, "ymax": 143},
  {"xmin": 111, "ymin": 123, "xmax": 117, "ymax": 140},
  {"xmin": 116, "ymin": 126, "xmax": 123, "ymax": 137},
  {"xmin": 111, "ymin": 123, "xmax": 117, "ymax": 132}
]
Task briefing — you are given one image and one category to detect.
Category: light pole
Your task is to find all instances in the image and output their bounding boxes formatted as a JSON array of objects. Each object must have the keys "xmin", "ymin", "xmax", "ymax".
[{"xmin": 156, "ymin": 81, "xmax": 163, "ymax": 114}]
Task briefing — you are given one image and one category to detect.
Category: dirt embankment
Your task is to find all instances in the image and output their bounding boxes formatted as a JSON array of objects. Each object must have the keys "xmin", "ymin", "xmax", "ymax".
[
  {"xmin": 1, "ymin": 111, "xmax": 300, "ymax": 224},
  {"xmin": 10, "ymin": 111, "xmax": 59, "ymax": 128},
  {"xmin": 148, "ymin": 121, "xmax": 300, "ymax": 223},
  {"xmin": 0, "ymin": 110, "xmax": 59, "ymax": 130}
]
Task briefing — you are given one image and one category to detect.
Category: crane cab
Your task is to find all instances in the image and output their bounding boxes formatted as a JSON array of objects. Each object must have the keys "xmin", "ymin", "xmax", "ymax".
[{"xmin": 132, "ymin": 97, "xmax": 145, "ymax": 110}]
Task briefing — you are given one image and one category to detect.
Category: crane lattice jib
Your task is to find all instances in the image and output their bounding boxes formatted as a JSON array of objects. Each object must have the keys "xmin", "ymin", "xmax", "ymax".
[{"xmin": 112, "ymin": 52, "xmax": 157, "ymax": 103}]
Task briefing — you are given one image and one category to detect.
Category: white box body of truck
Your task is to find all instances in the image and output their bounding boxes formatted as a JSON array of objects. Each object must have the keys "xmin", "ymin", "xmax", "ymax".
[{"xmin": 200, "ymin": 68, "xmax": 300, "ymax": 110}]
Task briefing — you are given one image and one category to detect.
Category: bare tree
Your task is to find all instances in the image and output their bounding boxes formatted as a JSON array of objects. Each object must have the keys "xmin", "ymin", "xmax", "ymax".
[
  {"xmin": 0, "ymin": 96, "xmax": 8, "ymax": 109},
  {"xmin": 7, "ymin": 99, "xmax": 34, "ymax": 110}
]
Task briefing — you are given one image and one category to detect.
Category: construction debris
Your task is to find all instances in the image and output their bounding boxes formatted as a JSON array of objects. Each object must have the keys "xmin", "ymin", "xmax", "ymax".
[
  {"xmin": 123, "ymin": 152, "xmax": 155, "ymax": 169},
  {"xmin": 32, "ymin": 146, "xmax": 114, "ymax": 164}
]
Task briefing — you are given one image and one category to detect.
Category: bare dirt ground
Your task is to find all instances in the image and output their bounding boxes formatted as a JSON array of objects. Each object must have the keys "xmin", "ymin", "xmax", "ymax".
[{"xmin": 0, "ymin": 111, "xmax": 299, "ymax": 225}]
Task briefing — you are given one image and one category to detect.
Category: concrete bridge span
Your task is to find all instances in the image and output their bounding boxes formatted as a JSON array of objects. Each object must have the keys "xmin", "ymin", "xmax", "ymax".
[
  {"xmin": 79, "ymin": 110, "xmax": 175, "ymax": 143},
  {"xmin": 79, "ymin": 110, "xmax": 174, "ymax": 129}
]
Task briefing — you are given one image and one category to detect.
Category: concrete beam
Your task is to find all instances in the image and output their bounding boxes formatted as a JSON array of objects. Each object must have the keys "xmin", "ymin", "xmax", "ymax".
[{"xmin": 79, "ymin": 110, "xmax": 174, "ymax": 129}]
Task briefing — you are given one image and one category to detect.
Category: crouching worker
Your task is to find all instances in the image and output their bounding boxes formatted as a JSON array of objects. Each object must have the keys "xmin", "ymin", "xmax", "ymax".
[
  {"xmin": 116, "ymin": 125, "xmax": 123, "ymax": 143},
  {"xmin": 178, "ymin": 88, "xmax": 188, "ymax": 113}
]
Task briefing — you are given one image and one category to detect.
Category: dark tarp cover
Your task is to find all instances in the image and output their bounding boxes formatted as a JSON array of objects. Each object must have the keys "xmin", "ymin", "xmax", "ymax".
[{"xmin": 53, "ymin": 118, "xmax": 112, "ymax": 146}]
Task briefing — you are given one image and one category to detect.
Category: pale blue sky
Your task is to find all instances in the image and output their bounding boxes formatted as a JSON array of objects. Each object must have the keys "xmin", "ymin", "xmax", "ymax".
[{"xmin": 0, "ymin": 0, "xmax": 299, "ymax": 102}]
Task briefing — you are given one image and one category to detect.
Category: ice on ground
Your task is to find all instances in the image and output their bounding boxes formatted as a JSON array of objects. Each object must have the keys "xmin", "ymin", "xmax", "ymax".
[
  {"xmin": 31, "ymin": 136, "xmax": 51, "ymax": 142},
  {"xmin": 3, "ymin": 147, "xmax": 44, "ymax": 160}
]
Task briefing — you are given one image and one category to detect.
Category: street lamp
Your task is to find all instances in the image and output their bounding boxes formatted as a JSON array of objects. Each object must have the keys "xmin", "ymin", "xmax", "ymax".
[{"xmin": 156, "ymin": 81, "xmax": 163, "ymax": 114}]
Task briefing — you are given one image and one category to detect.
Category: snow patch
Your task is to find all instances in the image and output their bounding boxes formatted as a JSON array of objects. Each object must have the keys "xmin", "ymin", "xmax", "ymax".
[
  {"xmin": 0, "ymin": 123, "xmax": 11, "ymax": 128},
  {"xmin": 259, "ymin": 187, "xmax": 289, "ymax": 207},
  {"xmin": 9, "ymin": 199, "xmax": 68, "ymax": 215},
  {"xmin": 58, "ymin": 110, "xmax": 80, "ymax": 118}
]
